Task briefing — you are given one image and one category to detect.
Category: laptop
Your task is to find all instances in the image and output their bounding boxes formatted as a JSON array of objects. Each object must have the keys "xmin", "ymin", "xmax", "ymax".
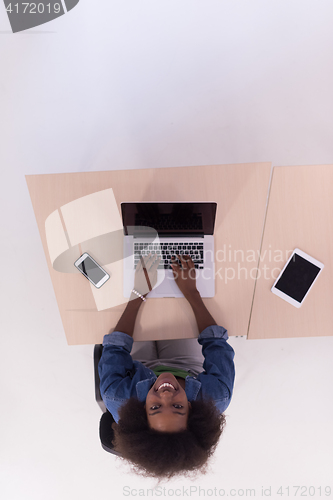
[{"xmin": 121, "ymin": 202, "xmax": 217, "ymax": 298}]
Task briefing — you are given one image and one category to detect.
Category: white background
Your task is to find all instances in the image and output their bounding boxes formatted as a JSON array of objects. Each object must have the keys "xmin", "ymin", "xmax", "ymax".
[{"xmin": 1, "ymin": 1, "xmax": 333, "ymax": 499}]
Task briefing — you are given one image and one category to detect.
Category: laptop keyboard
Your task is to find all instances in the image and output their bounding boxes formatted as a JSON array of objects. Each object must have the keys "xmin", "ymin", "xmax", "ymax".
[{"xmin": 134, "ymin": 242, "xmax": 204, "ymax": 270}]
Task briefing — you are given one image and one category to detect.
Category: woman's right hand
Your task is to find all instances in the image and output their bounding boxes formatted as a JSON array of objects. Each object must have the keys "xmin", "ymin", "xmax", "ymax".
[{"xmin": 170, "ymin": 254, "xmax": 199, "ymax": 299}]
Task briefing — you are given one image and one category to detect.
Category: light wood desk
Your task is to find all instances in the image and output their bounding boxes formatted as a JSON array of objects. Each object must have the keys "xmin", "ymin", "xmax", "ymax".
[
  {"xmin": 26, "ymin": 163, "xmax": 271, "ymax": 345},
  {"xmin": 248, "ymin": 165, "xmax": 333, "ymax": 340}
]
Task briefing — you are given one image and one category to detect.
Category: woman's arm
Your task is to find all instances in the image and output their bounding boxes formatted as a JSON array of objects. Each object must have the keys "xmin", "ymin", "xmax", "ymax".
[
  {"xmin": 170, "ymin": 254, "xmax": 217, "ymax": 333},
  {"xmin": 113, "ymin": 253, "xmax": 160, "ymax": 337},
  {"xmin": 113, "ymin": 292, "xmax": 145, "ymax": 338},
  {"xmin": 185, "ymin": 290, "xmax": 217, "ymax": 333}
]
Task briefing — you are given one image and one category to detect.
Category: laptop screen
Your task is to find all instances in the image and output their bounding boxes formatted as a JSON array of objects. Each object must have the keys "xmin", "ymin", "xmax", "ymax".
[{"xmin": 121, "ymin": 202, "xmax": 217, "ymax": 236}]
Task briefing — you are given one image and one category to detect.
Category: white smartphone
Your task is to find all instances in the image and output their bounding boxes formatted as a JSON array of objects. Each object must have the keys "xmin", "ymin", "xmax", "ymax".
[
  {"xmin": 271, "ymin": 248, "xmax": 324, "ymax": 308},
  {"xmin": 74, "ymin": 253, "xmax": 110, "ymax": 288}
]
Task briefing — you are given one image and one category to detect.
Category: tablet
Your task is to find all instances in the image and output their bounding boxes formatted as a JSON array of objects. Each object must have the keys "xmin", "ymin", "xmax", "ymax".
[{"xmin": 271, "ymin": 248, "xmax": 324, "ymax": 308}]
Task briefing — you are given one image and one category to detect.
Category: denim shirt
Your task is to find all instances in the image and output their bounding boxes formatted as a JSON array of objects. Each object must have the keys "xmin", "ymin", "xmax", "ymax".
[{"xmin": 98, "ymin": 324, "xmax": 235, "ymax": 423}]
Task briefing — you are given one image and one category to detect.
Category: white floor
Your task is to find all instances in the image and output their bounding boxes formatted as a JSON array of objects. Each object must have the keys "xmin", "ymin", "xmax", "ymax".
[{"xmin": 1, "ymin": 1, "xmax": 333, "ymax": 499}]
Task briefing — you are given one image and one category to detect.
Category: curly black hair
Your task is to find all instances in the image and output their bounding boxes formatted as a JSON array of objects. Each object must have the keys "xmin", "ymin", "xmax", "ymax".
[{"xmin": 112, "ymin": 397, "xmax": 226, "ymax": 479}]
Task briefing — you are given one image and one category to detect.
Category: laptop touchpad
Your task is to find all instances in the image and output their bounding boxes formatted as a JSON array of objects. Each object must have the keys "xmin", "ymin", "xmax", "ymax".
[{"xmin": 154, "ymin": 270, "xmax": 181, "ymax": 296}]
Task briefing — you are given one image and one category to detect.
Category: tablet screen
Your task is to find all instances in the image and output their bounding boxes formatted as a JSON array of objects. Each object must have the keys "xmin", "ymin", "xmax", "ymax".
[{"xmin": 274, "ymin": 253, "xmax": 321, "ymax": 303}]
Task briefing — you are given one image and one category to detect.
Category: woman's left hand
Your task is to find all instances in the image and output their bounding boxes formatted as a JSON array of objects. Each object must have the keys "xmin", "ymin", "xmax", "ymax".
[{"xmin": 133, "ymin": 253, "xmax": 161, "ymax": 297}]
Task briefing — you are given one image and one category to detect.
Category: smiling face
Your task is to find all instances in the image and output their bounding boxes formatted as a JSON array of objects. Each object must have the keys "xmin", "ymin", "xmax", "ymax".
[{"xmin": 145, "ymin": 373, "xmax": 191, "ymax": 432}]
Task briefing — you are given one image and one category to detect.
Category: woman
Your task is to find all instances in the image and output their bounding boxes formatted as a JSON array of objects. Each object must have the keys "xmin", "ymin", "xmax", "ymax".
[{"xmin": 98, "ymin": 253, "xmax": 235, "ymax": 479}]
